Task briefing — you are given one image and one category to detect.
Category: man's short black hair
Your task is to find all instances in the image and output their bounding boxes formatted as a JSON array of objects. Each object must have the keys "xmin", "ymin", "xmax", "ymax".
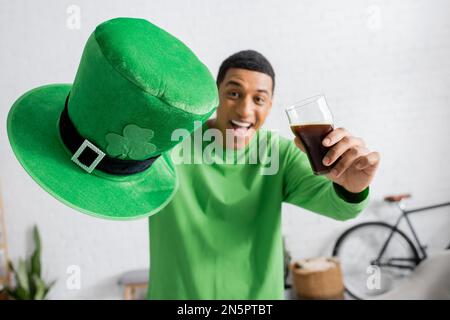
[{"xmin": 216, "ymin": 50, "xmax": 275, "ymax": 93}]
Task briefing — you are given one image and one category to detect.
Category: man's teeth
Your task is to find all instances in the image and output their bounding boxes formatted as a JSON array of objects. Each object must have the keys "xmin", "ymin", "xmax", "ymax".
[{"xmin": 231, "ymin": 120, "xmax": 252, "ymax": 128}]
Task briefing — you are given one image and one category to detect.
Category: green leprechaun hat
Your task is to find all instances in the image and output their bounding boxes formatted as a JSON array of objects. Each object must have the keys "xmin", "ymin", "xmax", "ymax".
[{"xmin": 6, "ymin": 18, "xmax": 218, "ymax": 220}]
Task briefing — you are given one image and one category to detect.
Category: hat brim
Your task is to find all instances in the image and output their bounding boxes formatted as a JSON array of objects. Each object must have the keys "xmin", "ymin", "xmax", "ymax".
[{"xmin": 7, "ymin": 84, "xmax": 178, "ymax": 220}]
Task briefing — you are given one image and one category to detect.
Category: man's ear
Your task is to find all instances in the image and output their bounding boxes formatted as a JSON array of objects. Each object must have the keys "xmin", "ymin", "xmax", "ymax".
[{"xmin": 267, "ymin": 98, "xmax": 273, "ymax": 111}]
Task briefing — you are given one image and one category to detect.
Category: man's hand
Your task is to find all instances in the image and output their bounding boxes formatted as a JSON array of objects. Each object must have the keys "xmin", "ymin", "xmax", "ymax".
[{"xmin": 294, "ymin": 127, "xmax": 380, "ymax": 193}]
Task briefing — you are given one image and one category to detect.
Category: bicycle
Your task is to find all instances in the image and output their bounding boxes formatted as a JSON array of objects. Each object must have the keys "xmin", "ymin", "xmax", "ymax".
[{"xmin": 332, "ymin": 194, "xmax": 450, "ymax": 300}]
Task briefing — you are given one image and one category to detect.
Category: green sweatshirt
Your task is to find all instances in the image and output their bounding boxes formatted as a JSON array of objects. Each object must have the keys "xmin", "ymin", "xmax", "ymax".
[{"xmin": 147, "ymin": 123, "xmax": 369, "ymax": 299}]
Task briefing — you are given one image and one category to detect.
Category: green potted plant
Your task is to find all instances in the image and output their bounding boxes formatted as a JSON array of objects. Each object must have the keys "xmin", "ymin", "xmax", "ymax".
[{"xmin": 0, "ymin": 225, "xmax": 55, "ymax": 300}]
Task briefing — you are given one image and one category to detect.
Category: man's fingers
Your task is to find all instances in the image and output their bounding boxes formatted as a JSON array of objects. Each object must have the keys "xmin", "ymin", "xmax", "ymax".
[
  {"xmin": 294, "ymin": 137, "xmax": 306, "ymax": 152},
  {"xmin": 323, "ymin": 127, "xmax": 350, "ymax": 146},
  {"xmin": 331, "ymin": 147, "xmax": 369, "ymax": 178},
  {"xmin": 355, "ymin": 151, "xmax": 381, "ymax": 171},
  {"xmin": 323, "ymin": 136, "xmax": 365, "ymax": 166}
]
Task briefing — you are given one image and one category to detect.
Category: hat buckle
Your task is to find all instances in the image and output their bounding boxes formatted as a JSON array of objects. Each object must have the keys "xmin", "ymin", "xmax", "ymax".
[{"xmin": 71, "ymin": 139, "xmax": 106, "ymax": 173}]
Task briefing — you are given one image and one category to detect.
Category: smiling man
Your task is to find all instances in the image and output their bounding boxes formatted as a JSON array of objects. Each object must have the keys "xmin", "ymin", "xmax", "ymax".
[
  {"xmin": 147, "ymin": 50, "xmax": 380, "ymax": 299},
  {"xmin": 212, "ymin": 60, "xmax": 274, "ymax": 149}
]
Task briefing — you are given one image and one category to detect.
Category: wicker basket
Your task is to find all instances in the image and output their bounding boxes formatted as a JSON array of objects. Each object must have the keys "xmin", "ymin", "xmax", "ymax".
[{"xmin": 290, "ymin": 257, "xmax": 344, "ymax": 299}]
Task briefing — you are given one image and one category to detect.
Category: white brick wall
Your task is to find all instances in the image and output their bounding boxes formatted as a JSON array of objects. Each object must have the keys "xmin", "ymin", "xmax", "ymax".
[{"xmin": 1, "ymin": 0, "xmax": 449, "ymax": 299}]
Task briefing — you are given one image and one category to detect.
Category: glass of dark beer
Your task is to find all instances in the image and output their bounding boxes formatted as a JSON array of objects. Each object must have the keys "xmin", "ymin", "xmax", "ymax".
[{"xmin": 286, "ymin": 95, "xmax": 334, "ymax": 175}]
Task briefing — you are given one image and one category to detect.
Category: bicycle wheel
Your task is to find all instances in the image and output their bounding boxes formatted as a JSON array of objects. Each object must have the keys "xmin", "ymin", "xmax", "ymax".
[{"xmin": 333, "ymin": 222, "xmax": 420, "ymax": 300}]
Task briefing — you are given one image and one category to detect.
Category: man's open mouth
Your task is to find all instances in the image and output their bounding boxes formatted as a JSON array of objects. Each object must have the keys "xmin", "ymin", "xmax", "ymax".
[{"xmin": 229, "ymin": 119, "xmax": 254, "ymax": 136}]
